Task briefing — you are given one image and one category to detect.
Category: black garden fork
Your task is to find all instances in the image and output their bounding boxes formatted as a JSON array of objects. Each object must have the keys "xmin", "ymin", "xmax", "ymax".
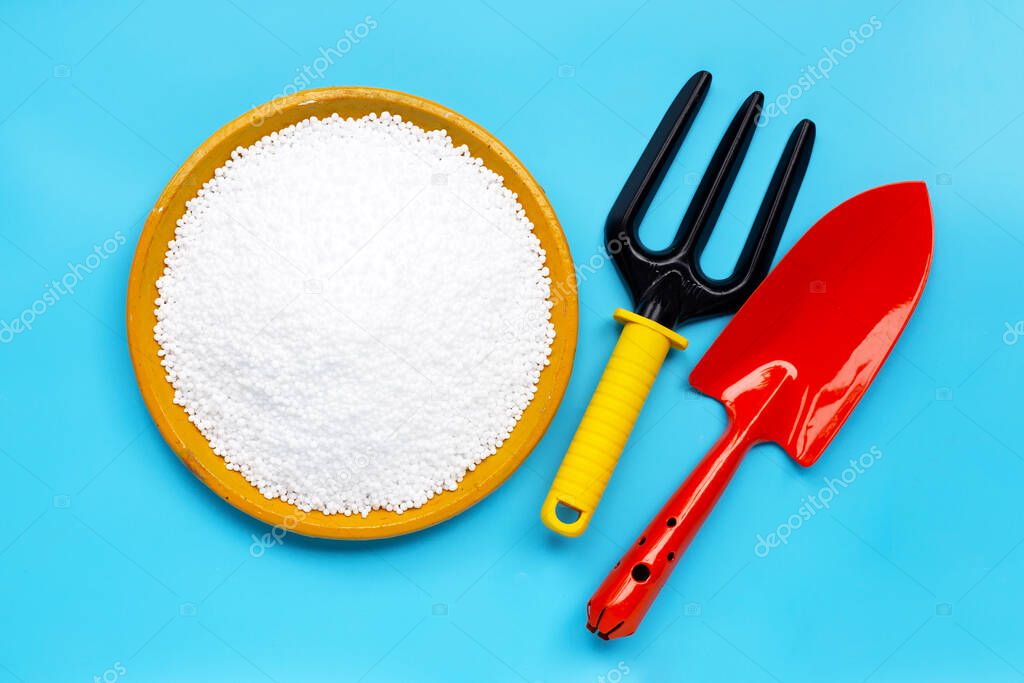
[{"xmin": 541, "ymin": 71, "xmax": 815, "ymax": 536}]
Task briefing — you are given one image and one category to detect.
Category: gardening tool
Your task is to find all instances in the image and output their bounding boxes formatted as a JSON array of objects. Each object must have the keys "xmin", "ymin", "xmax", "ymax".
[
  {"xmin": 541, "ymin": 71, "xmax": 816, "ymax": 537},
  {"xmin": 586, "ymin": 182, "xmax": 934, "ymax": 639}
]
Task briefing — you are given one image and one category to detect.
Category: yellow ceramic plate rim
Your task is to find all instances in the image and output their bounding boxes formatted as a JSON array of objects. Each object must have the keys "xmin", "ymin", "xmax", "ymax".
[{"xmin": 126, "ymin": 86, "xmax": 578, "ymax": 540}]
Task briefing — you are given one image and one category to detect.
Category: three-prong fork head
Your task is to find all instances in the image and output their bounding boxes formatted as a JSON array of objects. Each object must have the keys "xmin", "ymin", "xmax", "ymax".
[{"xmin": 606, "ymin": 70, "xmax": 815, "ymax": 330}]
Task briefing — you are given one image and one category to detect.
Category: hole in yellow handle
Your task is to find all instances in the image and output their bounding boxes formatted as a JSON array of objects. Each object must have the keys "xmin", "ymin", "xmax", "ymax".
[{"xmin": 554, "ymin": 502, "xmax": 581, "ymax": 524}]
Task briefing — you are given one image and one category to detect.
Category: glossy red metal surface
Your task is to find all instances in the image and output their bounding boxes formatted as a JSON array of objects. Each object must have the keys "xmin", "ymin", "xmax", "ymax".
[{"xmin": 587, "ymin": 182, "xmax": 933, "ymax": 639}]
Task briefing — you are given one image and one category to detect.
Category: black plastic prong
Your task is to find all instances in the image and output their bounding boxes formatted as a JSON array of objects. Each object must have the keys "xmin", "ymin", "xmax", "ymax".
[
  {"xmin": 605, "ymin": 71, "xmax": 711, "ymax": 256},
  {"xmin": 675, "ymin": 91, "xmax": 764, "ymax": 259},
  {"xmin": 728, "ymin": 118, "xmax": 816, "ymax": 292}
]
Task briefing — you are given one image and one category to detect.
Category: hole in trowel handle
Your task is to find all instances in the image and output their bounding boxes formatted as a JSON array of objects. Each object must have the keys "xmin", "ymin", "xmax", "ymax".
[
  {"xmin": 555, "ymin": 502, "xmax": 581, "ymax": 524},
  {"xmin": 631, "ymin": 563, "xmax": 652, "ymax": 583}
]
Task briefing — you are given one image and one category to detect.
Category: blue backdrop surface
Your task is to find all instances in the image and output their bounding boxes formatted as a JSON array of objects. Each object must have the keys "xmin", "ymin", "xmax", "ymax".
[{"xmin": 2, "ymin": 1, "xmax": 1023, "ymax": 681}]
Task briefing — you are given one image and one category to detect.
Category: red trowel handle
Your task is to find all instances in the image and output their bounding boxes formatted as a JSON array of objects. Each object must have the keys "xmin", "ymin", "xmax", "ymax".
[{"xmin": 587, "ymin": 423, "xmax": 752, "ymax": 639}]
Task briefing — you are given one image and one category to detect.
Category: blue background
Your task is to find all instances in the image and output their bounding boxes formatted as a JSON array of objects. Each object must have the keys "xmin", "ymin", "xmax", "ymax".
[{"xmin": 2, "ymin": 1, "xmax": 1023, "ymax": 681}]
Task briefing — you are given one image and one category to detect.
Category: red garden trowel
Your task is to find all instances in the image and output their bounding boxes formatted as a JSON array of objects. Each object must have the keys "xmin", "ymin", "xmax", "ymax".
[{"xmin": 587, "ymin": 182, "xmax": 933, "ymax": 639}]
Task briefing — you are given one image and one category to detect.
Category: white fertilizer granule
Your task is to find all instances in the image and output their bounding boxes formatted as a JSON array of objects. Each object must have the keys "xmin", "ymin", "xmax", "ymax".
[{"xmin": 154, "ymin": 112, "xmax": 555, "ymax": 516}]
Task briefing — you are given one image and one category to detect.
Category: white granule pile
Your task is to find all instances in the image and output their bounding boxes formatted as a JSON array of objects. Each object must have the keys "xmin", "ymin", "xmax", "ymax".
[{"xmin": 154, "ymin": 112, "xmax": 554, "ymax": 516}]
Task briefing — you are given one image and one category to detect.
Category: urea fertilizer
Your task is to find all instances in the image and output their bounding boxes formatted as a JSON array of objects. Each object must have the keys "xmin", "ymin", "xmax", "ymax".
[{"xmin": 154, "ymin": 112, "xmax": 555, "ymax": 516}]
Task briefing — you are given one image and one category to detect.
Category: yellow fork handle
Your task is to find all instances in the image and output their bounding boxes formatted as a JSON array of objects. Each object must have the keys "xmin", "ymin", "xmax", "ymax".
[{"xmin": 541, "ymin": 308, "xmax": 687, "ymax": 537}]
